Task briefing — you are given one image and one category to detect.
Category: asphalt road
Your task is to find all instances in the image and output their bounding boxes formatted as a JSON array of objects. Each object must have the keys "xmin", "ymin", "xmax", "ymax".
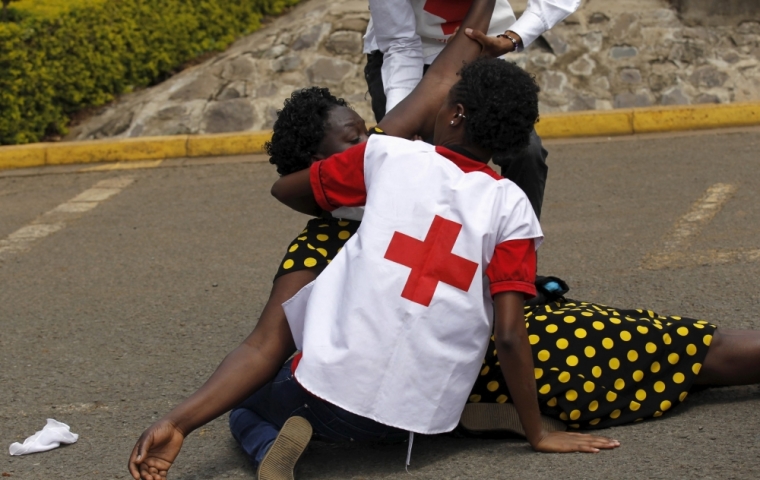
[{"xmin": 2, "ymin": 128, "xmax": 760, "ymax": 479}]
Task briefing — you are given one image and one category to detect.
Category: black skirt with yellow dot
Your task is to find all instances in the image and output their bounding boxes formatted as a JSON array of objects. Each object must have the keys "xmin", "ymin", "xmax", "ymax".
[
  {"xmin": 275, "ymin": 220, "xmax": 717, "ymax": 430},
  {"xmin": 469, "ymin": 301, "xmax": 716, "ymax": 429},
  {"xmin": 274, "ymin": 216, "xmax": 360, "ymax": 280}
]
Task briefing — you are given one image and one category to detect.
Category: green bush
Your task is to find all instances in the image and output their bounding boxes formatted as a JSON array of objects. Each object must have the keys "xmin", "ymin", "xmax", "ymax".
[
  {"xmin": 12, "ymin": 0, "xmax": 103, "ymax": 19},
  {"xmin": 0, "ymin": 0, "xmax": 299, "ymax": 145}
]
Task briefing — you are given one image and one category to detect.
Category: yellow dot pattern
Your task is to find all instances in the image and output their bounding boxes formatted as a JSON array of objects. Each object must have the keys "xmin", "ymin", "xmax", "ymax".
[
  {"xmin": 275, "ymin": 217, "xmax": 359, "ymax": 280},
  {"xmin": 281, "ymin": 221, "xmax": 714, "ymax": 429},
  {"xmin": 468, "ymin": 301, "xmax": 716, "ymax": 430}
]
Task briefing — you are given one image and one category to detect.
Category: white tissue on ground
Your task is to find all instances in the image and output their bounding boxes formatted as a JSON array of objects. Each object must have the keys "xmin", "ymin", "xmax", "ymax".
[{"xmin": 9, "ymin": 419, "xmax": 79, "ymax": 456}]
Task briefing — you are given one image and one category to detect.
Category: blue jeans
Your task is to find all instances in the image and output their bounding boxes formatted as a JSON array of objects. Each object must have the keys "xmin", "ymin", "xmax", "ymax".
[{"xmin": 229, "ymin": 359, "xmax": 407, "ymax": 468}]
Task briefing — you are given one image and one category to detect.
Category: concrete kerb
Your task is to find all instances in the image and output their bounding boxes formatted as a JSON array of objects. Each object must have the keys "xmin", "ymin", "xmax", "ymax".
[{"xmin": 1, "ymin": 103, "xmax": 759, "ymax": 171}]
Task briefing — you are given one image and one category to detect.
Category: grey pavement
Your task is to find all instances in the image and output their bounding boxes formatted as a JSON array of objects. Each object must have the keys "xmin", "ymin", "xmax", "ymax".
[{"xmin": 2, "ymin": 128, "xmax": 760, "ymax": 479}]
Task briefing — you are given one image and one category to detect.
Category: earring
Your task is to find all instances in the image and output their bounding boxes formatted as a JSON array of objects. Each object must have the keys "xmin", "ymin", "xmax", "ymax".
[
  {"xmin": 450, "ymin": 120, "xmax": 455, "ymax": 125},
  {"xmin": 457, "ymin": 113, "xmax": 467, "ymax": 119}
]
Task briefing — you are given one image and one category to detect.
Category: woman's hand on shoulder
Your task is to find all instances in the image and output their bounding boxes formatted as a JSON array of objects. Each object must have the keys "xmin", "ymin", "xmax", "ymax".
[
  {"xmin": 532, "ymin": 431, "xmax": 620, "ymax": 453},
  {"xmin": 128, "ymin": 419, "xmax": 186, "ymax": 480}
]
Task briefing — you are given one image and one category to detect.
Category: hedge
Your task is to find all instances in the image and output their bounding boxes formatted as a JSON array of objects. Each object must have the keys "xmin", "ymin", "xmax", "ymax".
[
  {"xmin": 11, "ymin": 0, "xmax": 104, "ymax": 19},
  {"xmin": 0, "ymin": 0, "xmax": 299, "ymax": 145}
]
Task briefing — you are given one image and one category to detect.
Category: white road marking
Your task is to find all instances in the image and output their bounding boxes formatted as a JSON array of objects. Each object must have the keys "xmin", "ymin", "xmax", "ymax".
[
  {"xmin": 642, "ymin": 183, "xmax": 759, "ymax": 270},
  {"xmin": 80, "ymin": 160, "xmax": 163, "ymax": 172},
  {"xmin": 649, "ymin": 247, "xmax": 760, "ymax": 270},
  {"xmin": 0, "ymin": 176, "xmax": 134, "ymax": 260},
  {"xmin": 659, "ymin": 183, "xmax": 737, "ymax": 254}
]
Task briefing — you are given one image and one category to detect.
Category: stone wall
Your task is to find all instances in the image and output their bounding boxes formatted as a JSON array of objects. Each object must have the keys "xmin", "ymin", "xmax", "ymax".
[
  {"xmin": 671, "ymin": 0, "xmax": 760, "ymax": 27},
  {"xmin": 66, "ymin": 0, "xmax": 760, "ymax": 141}
]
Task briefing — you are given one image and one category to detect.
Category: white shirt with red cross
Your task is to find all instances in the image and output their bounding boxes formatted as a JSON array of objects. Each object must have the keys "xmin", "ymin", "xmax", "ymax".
[
  {"xmin": 283, "ymin": 134, "xmax": 543, "ymax": 435},
  {"xmin": 364, "ymin": 0, "xmax": 581, "ymax": 111}
]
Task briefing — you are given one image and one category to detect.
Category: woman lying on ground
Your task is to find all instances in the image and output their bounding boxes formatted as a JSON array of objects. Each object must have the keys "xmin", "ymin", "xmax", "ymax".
[
  {"xmin": 128, "ymin": 2, "xmax": 616, "ymax": 480},
  {"xmin": 267, "ymin": 56, "xmax": 760, "ymax": 440},
  {"xmin": 130, "ymin": 1, "xmax": 760, "ymax": 478},
  {"xmin": 261, "ymin": 31, "xmax": 760, "ymax": 461}
]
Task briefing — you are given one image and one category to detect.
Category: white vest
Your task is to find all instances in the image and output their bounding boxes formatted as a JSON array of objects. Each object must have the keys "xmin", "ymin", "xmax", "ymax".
[
  {"xmin": 364, "ymin": 0, "xmax": 517, "ymax": 63},
  {"xmin": 284, "ymin": 136, "xmax": 542, "ymax": 434}
]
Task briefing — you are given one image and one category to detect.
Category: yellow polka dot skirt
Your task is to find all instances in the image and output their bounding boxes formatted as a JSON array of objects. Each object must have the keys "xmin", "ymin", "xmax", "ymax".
[
  {"xmin": 275, "ymin": 216, "xmax": 360, "ymax": 280},
  {"xmin": 469, "ymin": 301, "xmax": 717, "ymax": 429},
  {"xmin": 278, "ymin": 220, "xmax": 715, "ymax": 430}
]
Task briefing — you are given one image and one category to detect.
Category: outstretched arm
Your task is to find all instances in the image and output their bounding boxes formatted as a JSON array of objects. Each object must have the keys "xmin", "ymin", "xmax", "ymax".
[
  {"xmin": 271, "ymin": 0, "xmax": 496, "ymax": 212},
  {"xmin": 377, "ymin": 0, "xmax": 496, "ymax": 140},
  {"xmin": 128, "ymin": 271, "xmax": 315, "ymax": 480},
  {"xmin": 493, "ymin": 291, "xmax": 620, "ymax": 453}
]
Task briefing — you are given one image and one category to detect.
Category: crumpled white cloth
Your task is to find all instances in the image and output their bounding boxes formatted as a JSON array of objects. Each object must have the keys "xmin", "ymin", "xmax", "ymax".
[{"xmin": 9, "ymin": 419, "xmax": 78, "ymax": 456}]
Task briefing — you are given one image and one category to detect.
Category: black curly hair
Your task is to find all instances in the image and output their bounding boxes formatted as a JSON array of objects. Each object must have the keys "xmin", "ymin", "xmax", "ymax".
[
  {"xmin": 450, "ymin": 57, "xmax": 540, "ymax": 154},
  {"xmin": 266, "ymin": 87, "xmax": 349, "ymax": 176}
]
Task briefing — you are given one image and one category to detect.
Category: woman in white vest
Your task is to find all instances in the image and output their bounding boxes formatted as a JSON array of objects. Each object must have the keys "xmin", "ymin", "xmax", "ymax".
[
  {"xmin": 128, "ymin": 1, "xmax": 621, "ymax": 479},
  {"xmin": 268, "ymin": 54, "xmax": 622, "ymax": 454}
]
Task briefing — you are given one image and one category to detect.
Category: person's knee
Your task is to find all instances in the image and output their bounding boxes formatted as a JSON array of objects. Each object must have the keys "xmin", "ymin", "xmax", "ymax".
[
  {"xmin": 709, "ymin": 329, "xmax": 724, "ymax": 350},
  {"xmin": 229, "ymin": 408, "xmax": 251, "ymax": 441},
  {"xmin": 697, "ymin": 329, "xmax": 727, "ymax": 384}
]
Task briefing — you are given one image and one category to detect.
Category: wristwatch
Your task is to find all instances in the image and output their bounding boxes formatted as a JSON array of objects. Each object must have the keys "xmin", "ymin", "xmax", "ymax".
[{"xmin": 498, "ymin": 30, "xmax": 524, "ymax": 52}]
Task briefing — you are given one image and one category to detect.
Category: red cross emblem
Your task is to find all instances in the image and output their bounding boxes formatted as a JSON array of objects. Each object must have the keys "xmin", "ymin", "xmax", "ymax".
[
  {"xmin": 384, "ymin": 215, "xmax": 479, "ymax": 307},
  {"xmin": 423, "ymin": 0, "xmax": 473, "ymax": 35}
]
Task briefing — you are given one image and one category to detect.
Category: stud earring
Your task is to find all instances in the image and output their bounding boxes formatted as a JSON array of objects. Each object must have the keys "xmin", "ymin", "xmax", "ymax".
[{"xmin": 450, "ymin": 120, "xmax": 455, "ymax": 125}]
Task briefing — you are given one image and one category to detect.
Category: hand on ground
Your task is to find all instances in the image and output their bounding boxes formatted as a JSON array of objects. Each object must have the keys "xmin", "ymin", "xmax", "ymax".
[
  {"xmin": 128, "ymin": 420, "xmax": 186, "ymax": 480},
  {"xmin": 533, "ymin": 431, "xmax": 620, "ymax": 453}
]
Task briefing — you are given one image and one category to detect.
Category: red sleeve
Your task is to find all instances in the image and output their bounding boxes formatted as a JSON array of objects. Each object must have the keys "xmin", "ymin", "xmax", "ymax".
[
  {"xmin": 290, "ymin": 352, "xmax": 303, "ymax": 375},
  {"xmin": 485, "ymin": 239, "xmax": 537, "ymax": 298},
  {"xmin": 309, "ymin": 142, "xmax": 368, "ymax": 212}
]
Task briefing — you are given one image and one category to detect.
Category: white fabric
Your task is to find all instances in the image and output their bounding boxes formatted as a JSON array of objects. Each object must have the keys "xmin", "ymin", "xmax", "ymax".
[
  {"xmin": 284, "ymin": 135, "xmax": 543, "ymax": 434},
  {"xmin": 365, "ymin": 0, "xmax": 424, "ymax": 111},
  {"xmin": 9, "ymin": 419, "xmax": 79, "ymax": 456},
  {"xmin": 331, "ymin": 206, "xmax": 365, "ymax": 221},
  {"xmin": 509, "ymin": 0, "xmax": 581, "ymax": 48},
  {"xmin": 364, "ymin": 0, "xmax": 581, "ymax": 112}
]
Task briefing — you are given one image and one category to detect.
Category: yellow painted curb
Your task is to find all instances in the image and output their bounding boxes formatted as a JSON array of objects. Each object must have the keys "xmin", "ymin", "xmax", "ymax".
[
  {"xmin": 633, "ymin": 103, "xmax": 760, "ymax": 133},
  {"xmin": 46, "ymin": 136, "xmax": 188, "ymax": 165},
  {"xmin": 536, "ymin": 109, "xmax": 633, "ymax": 139},
  {"xmin": 2, "ymin": 102, "xmax": 760, "ymax": 172},
  {"xmin": 1, "ymin": 143, "xmax": 47, "ymax": 169},
  {"xmin": 186, "ymin": 131, "xmax": 271, "ymax": 157}
]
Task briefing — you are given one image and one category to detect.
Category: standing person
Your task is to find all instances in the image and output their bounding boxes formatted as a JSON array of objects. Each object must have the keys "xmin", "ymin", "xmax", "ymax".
[{"xmin": 363, "ymin": 0, "xmax": 580, "ymax": 218}]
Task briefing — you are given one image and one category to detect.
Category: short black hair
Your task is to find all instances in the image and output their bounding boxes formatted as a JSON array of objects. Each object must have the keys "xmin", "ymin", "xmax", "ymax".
[
  {"xmin": 266, "ymin": 87, "xmax": 348, "ymax": 176},
  {"xmin": 450, "ymin": 57, "xmax": 539, "ymax": 154}
]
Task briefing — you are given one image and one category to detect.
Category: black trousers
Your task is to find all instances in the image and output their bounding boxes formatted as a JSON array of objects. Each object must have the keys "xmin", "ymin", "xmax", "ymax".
[{"xmin": 364, "ymin": 50, "xmax": 548, "ymax": 219}]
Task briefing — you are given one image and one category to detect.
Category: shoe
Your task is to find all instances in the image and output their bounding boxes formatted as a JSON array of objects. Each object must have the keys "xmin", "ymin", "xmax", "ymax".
[
  {"xmin": 459, "ymin": 403, "xmax": 566, "ymax": 436},
  {"xmin": 257, "ymin": 416, "xmax": 313, "ymax": 480}
]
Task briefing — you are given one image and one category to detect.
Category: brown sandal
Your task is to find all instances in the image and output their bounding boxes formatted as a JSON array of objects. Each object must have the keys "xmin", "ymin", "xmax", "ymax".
[{"xmin": 257, "ymin": 416, "xmax": 313, "ymax": 480}]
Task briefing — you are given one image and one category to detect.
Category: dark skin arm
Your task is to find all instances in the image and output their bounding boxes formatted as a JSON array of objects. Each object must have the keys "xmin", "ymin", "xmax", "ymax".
[
  {"xmin": 271, "ymin": 0, "xmax": 497, "ymax": 212},
  {"xmin": 493, "ymin": 291, "xmax": 620, "ymax": 452},
  {"xmin": 128, "ymin": 270, "xmax": 316, "ymax": 480},
  {"xmin": 464, "ymin": 28, "xmax": 522, "ymax": 58},
  {"xmin": 377, "ymin": 0, "xmax": 495, "ymax": 140},
  {"xmin": 132, "ymin": 3, "xmax": 497, "ymax": 477}
]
